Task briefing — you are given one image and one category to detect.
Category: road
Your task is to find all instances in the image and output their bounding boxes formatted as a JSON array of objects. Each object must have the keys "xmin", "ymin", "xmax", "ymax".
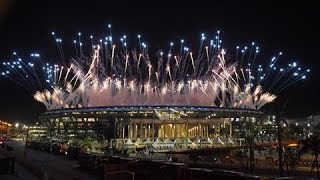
[{"xmin": 7, "ymin": 140, "xmax": 102, "ymax": 180}]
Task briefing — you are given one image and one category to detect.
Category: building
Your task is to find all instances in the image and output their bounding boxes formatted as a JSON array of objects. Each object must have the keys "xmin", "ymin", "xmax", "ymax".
[{"xmin": 39, "ymin": 105, "xmax": 264, "ymax": 148}]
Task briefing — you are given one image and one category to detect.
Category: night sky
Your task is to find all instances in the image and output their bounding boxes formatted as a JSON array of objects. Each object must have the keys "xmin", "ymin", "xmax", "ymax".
[{"xmin": 0, "ymin": 0, "xmax": 319, "ymax": 123}]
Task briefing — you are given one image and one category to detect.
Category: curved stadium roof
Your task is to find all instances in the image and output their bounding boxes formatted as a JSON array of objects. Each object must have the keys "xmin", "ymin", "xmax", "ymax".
[{"xmin": 40, "ymin": 105, "xmax": 264, "ymax": 120}]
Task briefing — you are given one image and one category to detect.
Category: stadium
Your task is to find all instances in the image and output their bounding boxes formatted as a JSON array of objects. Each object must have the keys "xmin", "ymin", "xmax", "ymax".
[{"xmin": 39, "ymin": 105, "xmax": 264, "ymax": 149}]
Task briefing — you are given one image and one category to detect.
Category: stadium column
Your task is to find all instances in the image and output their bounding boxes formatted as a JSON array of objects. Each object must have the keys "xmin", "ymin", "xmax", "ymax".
[
  {"xmin": 202, "ymin": 125, "xmax": 205, "ymax": 137},
  {"xmin": 152, "ymin": 122, "xmax": 154, "ymax": 140},
  {"xmin": 163, "ymin": 124, "xmax": 166, "ymax": 138},
  {"xmin": 132, "ymin": 123, "xmax": 134, "ymax": 139},
  {"xmin": 173, "ymin": 124, "xmax": 176, "ymax": 139},
  {"xmin": 198, "ymin": 121, "xmax": 201, "ymax": 137},
  {"xmin": 229, "ymin": 120, "xmax": 232, "ymax": 138},
  {"xmin": 202, "ymin": 125, "xmax": 204, "ymax": 137},
  {"xmin": 122, "ymin": 123, "xmax": 125, "ymax": 140},
  {"xmin": 148, "ymin": 125, "xmax": 150, "ymax": 138},
  {"xmin": 129, "ymin": 122, "xmax": 133, "ymax": 139},
  {"xmin": 132, "ymin": 123, "xmax": 135, "ymax": 139},
  {"xmin": 209, "ymin": 122, "xmax": 212, "ymax": 138},
  {"xmin": 140, "ymin": 122, "xmax": 143, "ymax": 139},
  {"xmin": 127, "ymin": 124, "xmax": 130, "ymax": 139},
  {"xmin": 134, "ymin": 123, "xmax": 137, "ymax": 139},
  {"xmin": 186, "ymin": 121, "xmax": 189, "ymax": 139},
  {"xmin": 145, "ymin": 124, "xmax": 147, "ymax": 138},
  {"xmin": 206, "ymin": 124, "xmax": 209, "ymax": 138}
]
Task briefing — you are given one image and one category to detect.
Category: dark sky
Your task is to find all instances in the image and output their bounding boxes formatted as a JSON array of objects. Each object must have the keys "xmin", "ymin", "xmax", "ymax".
[{"xmin": 0, "ymin": 0, "xmax": 319, "ymax": 123}]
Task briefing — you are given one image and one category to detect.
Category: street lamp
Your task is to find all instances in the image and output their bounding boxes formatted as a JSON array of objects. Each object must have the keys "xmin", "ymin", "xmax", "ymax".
[{"xmin": 15, "ymin": 123, "xmax": 19, "ymax": 128}]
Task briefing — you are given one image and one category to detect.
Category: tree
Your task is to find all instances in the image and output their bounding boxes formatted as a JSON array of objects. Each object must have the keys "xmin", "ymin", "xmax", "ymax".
[
  {"xmin": 288, "ymin": 125, "xmax": 304, "ymax": 140},
  {"xmin": 262, "ymin": 95, "xmax": 289, "ymax": 177},
  {"xmin": 299, "ymin": 132, "xmax": 320, "ymax": 180},
  {"xmin": 263, "ymin": 123, "xmax": 277, "ymax": 142},
  {"xmin": 283, "ymin": 146, "xmax": 299, "ymax": 175},
  {"xmin": 235, "ymin": 118, "xmax": 262, "ymax": 172}
]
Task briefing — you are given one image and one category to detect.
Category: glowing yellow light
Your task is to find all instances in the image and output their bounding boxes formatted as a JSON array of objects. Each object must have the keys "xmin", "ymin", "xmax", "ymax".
[{"xmin": 287, "ymin": 143, "xmax": 298, "ymax": 147}]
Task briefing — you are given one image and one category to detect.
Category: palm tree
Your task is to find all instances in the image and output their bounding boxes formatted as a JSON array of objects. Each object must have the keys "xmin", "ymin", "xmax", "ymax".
[
  {"xmin": 235, "ymin": 119, "xmax": 262, "ymax": 172},
  {"xmin": 299, "ymin": 132, "xmax": 320, "ymax": 180},
  {"xmin": 263, "ymin": 96, "xmax": 289, "ymax": 177},
  {"xmin": 283, "ymin": 146, "xmax": 299, "ymax": 175}
]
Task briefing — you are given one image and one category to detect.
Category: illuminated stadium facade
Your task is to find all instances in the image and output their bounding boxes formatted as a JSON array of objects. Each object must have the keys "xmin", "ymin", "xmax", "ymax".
[{"xmin": 39, "ymin": 106, "xmax": 264, "ymax": 144}]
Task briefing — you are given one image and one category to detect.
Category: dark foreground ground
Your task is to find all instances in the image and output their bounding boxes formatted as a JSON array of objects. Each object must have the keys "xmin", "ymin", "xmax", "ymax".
[{"xmin": 1, "ymin": 139, "xmax": 319, "ymax": 180}]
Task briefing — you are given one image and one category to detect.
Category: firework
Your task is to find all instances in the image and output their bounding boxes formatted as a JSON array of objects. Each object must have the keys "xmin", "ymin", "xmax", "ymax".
[{"xmin": 1, "ymin": 25, "xmax": 309, "ymax": 110}]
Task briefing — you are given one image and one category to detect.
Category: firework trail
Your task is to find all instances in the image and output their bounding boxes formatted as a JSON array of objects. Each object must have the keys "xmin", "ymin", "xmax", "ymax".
[{"xmin": 1, "ymin": 26, "xmax": 309, "ymax": 110}]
